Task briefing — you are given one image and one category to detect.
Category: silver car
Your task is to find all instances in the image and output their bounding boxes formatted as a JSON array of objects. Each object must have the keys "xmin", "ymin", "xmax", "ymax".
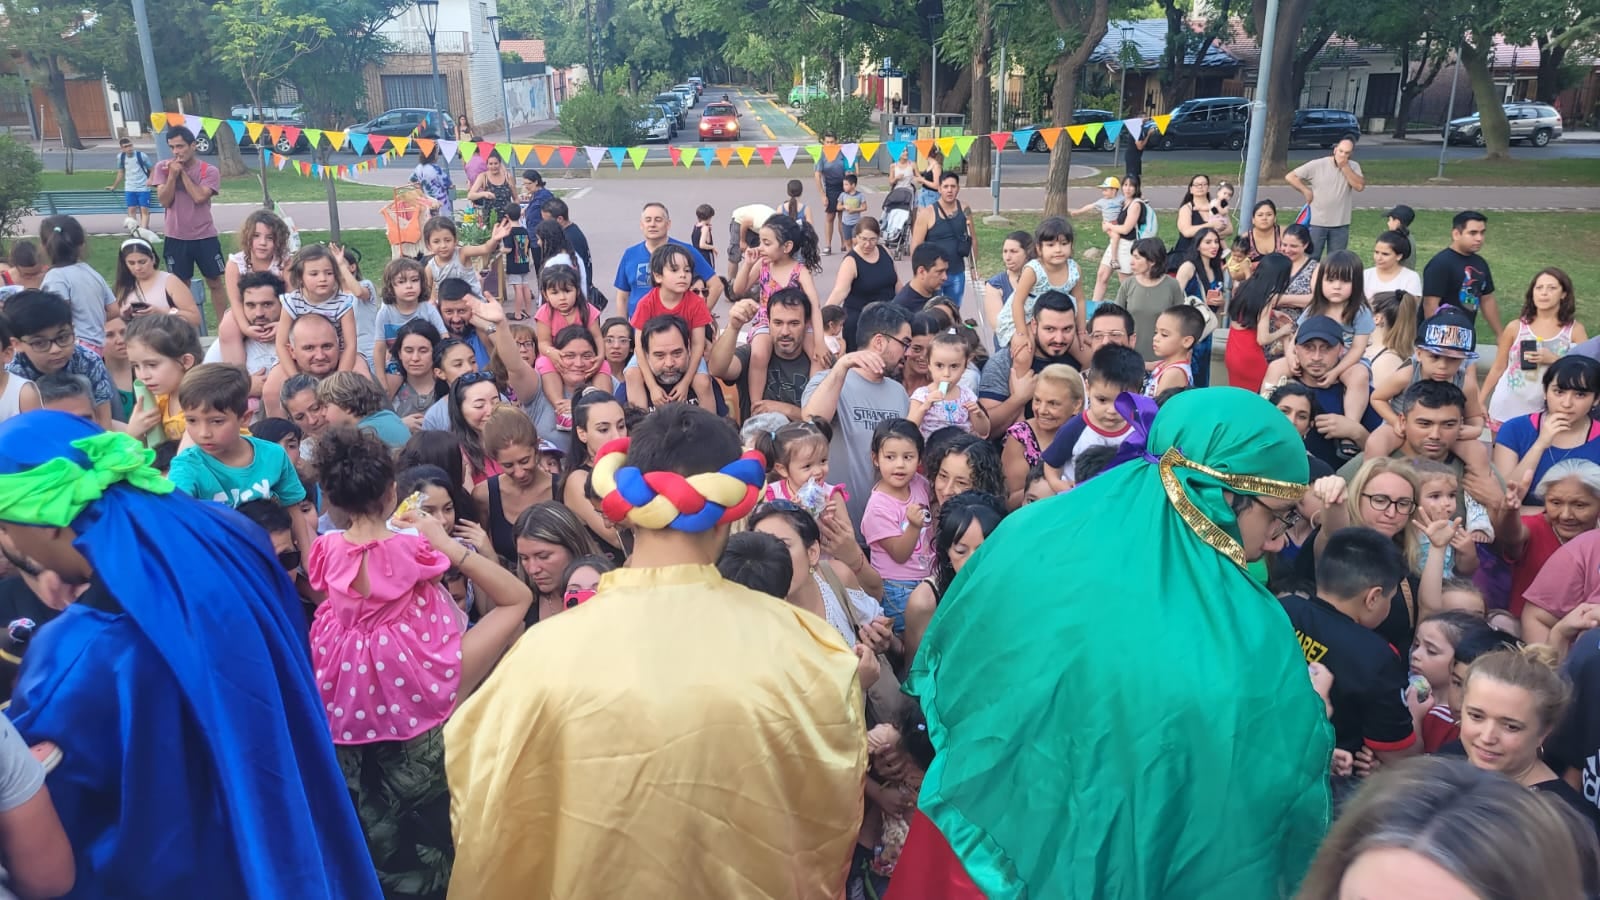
[
  {"xmin": 637, "ymin": 104, "xmax": 672, "ymax": 143},
  {"xmin": 1446, "ymin": 102, "xmax": 1563, "ymax": 147}
]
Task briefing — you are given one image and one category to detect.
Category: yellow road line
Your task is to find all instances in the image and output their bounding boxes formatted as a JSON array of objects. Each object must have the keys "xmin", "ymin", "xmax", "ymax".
[{"xmin": 762, "ymin": 124, "xmax": 776, "ymax": 140}]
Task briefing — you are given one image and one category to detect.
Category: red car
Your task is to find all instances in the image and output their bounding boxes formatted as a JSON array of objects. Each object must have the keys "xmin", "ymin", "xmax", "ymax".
[{"xmin": 698, "ymin": 103, "xmax": 741, "ymax": 141}]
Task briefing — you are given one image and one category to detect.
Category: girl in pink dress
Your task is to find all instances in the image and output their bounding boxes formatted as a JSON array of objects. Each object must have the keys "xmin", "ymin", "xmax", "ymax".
[{"xmin": 307, "ymin": 424, "xmax": 531, "ymax": 897}]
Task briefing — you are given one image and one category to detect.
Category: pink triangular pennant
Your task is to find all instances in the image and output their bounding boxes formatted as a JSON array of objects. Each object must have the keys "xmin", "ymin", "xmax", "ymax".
[
  {"xmin": 557, "ymin": 145, "xmax": 578, "ymax": 166},
  {"xmin": 755, "ymin": 146, "xmax": 777, "ymax": 166}
]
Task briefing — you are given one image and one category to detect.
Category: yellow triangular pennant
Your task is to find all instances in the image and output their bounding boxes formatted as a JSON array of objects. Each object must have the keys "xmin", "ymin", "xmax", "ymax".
[{"xmin": 859, "ymin": 142, "xmax": 881, "ymax": 162}]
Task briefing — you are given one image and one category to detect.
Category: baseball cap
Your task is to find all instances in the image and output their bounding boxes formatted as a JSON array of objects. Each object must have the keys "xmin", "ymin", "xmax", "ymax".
[
  {"xmin": 1417, "ymin": 307, "xmax": 1477, "ymax": 359},
  {"xmin": 1098, "ymin": 176, "xmax": 1121, "ymax": 190},
  {"xmin": 1294, "ymin": 316, "xmax": 1344, "ymax": 348},
  {"xmin": 537, "ymin": 439, "xmax": 565, "ymax": 457},
  {"xmin": 1385, "ymin": 205, "xmax": 1415, "ymax": 228}
]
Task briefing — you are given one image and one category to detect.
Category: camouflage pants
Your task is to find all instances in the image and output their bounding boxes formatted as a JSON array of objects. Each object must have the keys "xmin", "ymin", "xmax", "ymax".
[{"xmin": 338, "ymin": 727, "xmax": 454, "ymax": 900}]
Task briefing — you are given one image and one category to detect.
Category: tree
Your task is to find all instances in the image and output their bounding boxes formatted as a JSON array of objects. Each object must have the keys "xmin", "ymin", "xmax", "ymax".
[
  {"xmin": 1249, "ymin": 0, "xmax": 1333, "ymax": 179},
  {"xmin": 1533, "ymin": 2, "xmax": 1600, "ymax": 104},
  {"xmin": 0, "ymin": 134, "xmax": 43, "ymax": 246},
  {"xmin": 0, "ymin": 0, "xmax": 97, "ymax": 153},
  {"xmin": 1157, "ymin": 0, "xmax": 1234, "ymax": 108},
  {"xmin": 1355, "ymin": 8, "xmax": 1452, "ymax": 139},
  {"xmin": 1039, "ymin": 0, "xmax": 1112, "ymax": 217},
  {"xmin": 212, "ymin": 0, "xmax": 332, "ymax": 205}
]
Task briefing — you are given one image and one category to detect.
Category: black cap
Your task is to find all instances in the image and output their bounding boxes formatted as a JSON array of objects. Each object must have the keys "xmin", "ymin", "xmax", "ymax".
[
  {"xmin": 1295, "ymin": 316, "xmax": 1344, "ymax": 347},
  {"xmin": 1417, "ymin": 306, "xmax": 1478, "ymax": 359},
  {"xmin": 1385, "ymin": 205, "xmax": 1415, "ymax": 228}
]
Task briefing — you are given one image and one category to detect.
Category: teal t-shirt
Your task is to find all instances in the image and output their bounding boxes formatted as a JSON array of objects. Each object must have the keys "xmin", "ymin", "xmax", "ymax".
[{"xmin": 167, "ymin": 436, "xmax": 307, "ymax": 508}]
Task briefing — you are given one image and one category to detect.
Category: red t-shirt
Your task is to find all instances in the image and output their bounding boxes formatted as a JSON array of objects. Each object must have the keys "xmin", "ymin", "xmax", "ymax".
[
  {"xmin": 628, "ymin": 288, "xmax": 713, "ymax": 332},
  {"xmin": 1421, "ymin": 704, "xmax": 1459, "ymax": 753},
  {"xmin": 1510, "ymin": 513, "xmax": 1567, "ymax": 617}
]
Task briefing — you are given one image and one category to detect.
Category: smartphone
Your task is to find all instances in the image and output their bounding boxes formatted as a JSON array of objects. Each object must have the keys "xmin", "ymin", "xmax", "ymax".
[{"xmin": 1521, "ymin": 339, "xmax": 1539, "ymax": 370}]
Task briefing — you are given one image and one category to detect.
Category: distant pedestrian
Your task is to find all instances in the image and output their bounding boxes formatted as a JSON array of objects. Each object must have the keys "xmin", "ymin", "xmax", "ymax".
[
  {"xmin": 106, "ymin": 136, "xmax": 154, "ymax": 232},
  {"xmin": 1286, "ymin": 137, "xmax": 1365, "ymax": 258},
  {"xmin": 150, "ymin": 126, "xmax": 226, "ymax": 321}
]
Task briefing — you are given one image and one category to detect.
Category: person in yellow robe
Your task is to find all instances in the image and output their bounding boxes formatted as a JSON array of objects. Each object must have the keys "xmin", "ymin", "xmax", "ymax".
[{"xmin": 445, "ymin": 403, "xmax": 868, "ymax": 899}]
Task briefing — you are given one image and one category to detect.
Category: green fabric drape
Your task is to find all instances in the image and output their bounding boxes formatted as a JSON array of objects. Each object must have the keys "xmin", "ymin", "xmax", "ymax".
[{"xmin": 907, "ymin": 388, "xmax": 1332, "ymax": 899}]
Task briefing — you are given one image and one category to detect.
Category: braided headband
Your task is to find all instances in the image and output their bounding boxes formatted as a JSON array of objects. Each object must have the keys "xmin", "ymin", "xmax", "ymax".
[
  {"xmin": 590, "ymin": 437, "xmax": 766, "ymax": 532},
  {"xmin": 0, "ymin": 431, "xmax": 173, "ymax": 528}
]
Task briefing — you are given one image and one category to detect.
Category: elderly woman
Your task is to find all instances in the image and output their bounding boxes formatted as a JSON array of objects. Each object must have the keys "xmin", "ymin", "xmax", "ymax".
[{"xmin": 1503, "ymin": 460, "xmax": 1600, "ymax": 641}]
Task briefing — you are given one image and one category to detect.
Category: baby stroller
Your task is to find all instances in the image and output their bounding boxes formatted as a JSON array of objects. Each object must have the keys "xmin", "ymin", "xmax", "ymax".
[{"xmin": 881, "ymin": 186, "xmax": 916, "ymax": 260}]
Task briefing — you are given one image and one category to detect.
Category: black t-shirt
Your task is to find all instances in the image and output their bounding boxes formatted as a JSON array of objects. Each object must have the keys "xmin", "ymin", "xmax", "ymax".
[
  {"xmin": 1124, "ymin": 122, "xmax": 1145, "ymax": 179},
  {"xmin": 1293, "ymin": 527, "xmax": 1419, "ymax": 652},
  {"xmin": 1293, "ymin": 379, "xmax": 1384, "ymax": 470},
  {"xmin": 1422, "ymin": 247, "xmax": 1495, "ymax": 322},
  {"xmin": 1279, "ymin": 592, "xmax": 1416, "ymax": 753},
  {"xmin": 0, "ymin": 575, "xmax": 60, "ymax": 705},
  {"xmin": 1547, "ymin": 630, "xmax": 1600, "ymax": 814},
  {"xmin": 893, "ymin": 283, "xmax": 935, "ymax": 314},
  {"xmin": 1534, "ymin": 777, "xmax": 1600, "ymax": 839},
  {"xmin": 732, "ymin": 345, "xmax": 812, "ymax": 420}
]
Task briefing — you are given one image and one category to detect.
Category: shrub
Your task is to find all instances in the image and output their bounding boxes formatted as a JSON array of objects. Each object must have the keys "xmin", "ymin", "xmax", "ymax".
[
  {"xmin": 0, "ymin": 134, "xmax": 43, "ymax": 247},
  {"xmin": 797, "ymin": 95, "xmax": 873, "ymax": 143},
  {"xmin": 558, "ymin": 88, "xmax": 644, "ymax": 147}
]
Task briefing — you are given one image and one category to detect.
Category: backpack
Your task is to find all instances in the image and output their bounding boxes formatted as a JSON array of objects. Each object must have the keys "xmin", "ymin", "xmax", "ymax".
[
  {"xmin": 120, "ymin": 151, "xmax": 152, "ymax": 177},
  {"xmin": 1136, "ymin": 200, "xmax": 1159, "ymax": 240}
]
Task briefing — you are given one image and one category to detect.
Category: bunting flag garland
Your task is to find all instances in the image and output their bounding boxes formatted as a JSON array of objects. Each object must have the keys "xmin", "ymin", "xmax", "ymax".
[{"xmin": 150, "ymin": 109, "xmax": 1173, "ymax": 180}]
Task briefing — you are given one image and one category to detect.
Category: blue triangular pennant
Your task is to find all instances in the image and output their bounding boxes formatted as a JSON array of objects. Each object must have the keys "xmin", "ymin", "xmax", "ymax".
[
  {"xmin": 886, "ymin": 140, "xmax": 908, "ymax": 163},
  {"xmin": 227, "ymin": 119, "xmax": 246, "ymax": 142},
  {"xmin": 1103, "ymin": 120, "xmax": 1124, "ymax": 146},
  {"xmin": 1012, "ymin": 130, "xmax": 1036, "ymax": 153},
  {"xmin": 608, "ymin": 146, "xmax": 627, "ymax": 170},
  {"xmin": 347, "ymin": 132, "xmax": 370, "ymax": 155}
]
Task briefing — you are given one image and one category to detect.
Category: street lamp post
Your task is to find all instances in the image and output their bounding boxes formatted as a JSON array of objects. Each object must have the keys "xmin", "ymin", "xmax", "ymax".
[
  {"xmin": 130, "ymin": 0, "xmax": 167, "ymax": 158},
  {"xmin": 415, "ymin": 1, "xmax": 449, "ymax": 184},
  {"xmin": 929, "ymin": 15, "xmax": 941, "ymax": 120},
  {"xmin": 1436, "ymin": 38, "xmax": 1463, "ymax": 180},
  {"xmin": 990, "ymin": 1, "xmax": 1016, "ymax": 218},
  {"xmin": 1113, "ymin": 24, "xmax": 1133, "ymax": 168},
  {"xmin": 1237, "ymin": 0, "xmax": 1280, "ymax": 223},
  {"xmin": 487, "ymin": 14, "xmax": 512, "ymax": 144}
]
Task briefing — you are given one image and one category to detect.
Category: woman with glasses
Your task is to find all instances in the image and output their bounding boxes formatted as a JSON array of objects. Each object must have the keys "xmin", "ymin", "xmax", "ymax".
[
  {"xmin": 823, "ymin": 216, "xmax": 900, "ymax": 353},
  {"xmin": 600, "ymin": 318, "xmax": 634, "ymax": 375},
  {"xmin": 1301, "ymin": 457, "xmax": 1427, "ymax": 650}
]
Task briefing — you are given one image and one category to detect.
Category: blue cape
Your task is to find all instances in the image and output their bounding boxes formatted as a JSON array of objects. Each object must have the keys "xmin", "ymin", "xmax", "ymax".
[{"xmin": 1, "ymin": 412, "xmax": 380, "ymax": 898}]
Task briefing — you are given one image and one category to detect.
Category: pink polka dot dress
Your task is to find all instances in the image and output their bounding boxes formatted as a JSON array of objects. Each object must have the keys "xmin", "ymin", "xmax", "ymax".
[{"xmin": 308, "ymin": 531, "xmax": 464, "ymax": 745}]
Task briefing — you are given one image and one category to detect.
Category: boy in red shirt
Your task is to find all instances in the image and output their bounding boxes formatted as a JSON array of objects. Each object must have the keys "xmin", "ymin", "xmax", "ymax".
[{"xmin": 624, "ymin": 243, "xmax": 717, "ymax": 409}]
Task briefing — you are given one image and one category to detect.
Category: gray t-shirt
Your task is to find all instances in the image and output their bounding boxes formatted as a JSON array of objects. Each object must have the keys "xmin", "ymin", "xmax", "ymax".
[
  {"xmin": 1289, "ymin": 156, "xmax": 1363, "ymax": 228},
  {"xmin": 0, "ymin": 716, "xmax": 44, "ymax": 813},
  {"xmin": 41, "ymin": 262, "xmax": 114, "ymax": 349},
  {"xmin": 802, "ymin": 369, "xmax": 909, "ymax": 527},
  {"xmin": 1113, "ymin": 276, "xmax": 1186, "ymax": 360}
]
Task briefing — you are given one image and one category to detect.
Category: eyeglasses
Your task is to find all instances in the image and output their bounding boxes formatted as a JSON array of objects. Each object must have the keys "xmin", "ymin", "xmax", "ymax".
[
  {"xmin": 856, "ymin": 235, "xmax": 880, "ymax": 244},
  {"xmin": 1361, "ymin": 493, "xmax": 1416, "ymax": 515},
  {"xmin": 514, "ymin": 339, "xmax": 536, "ymax": 350},
  {"xmin": 886, "ymin": 334, "xmax": 913, "ymax": 352},
  {"xmin": 1253, "ymin": 498, "xmax": 1304, "ymax": 539},
  {"xmin": 1090, "ymin": 330, "xmax": 1127, "ymax": 343},
  {"xmin": 22, "ymin": 329, "xmax": 75, "ymax": 354}
]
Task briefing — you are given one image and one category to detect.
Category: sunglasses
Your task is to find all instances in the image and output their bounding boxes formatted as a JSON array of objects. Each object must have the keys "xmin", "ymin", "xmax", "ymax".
[
  {"xmin": 455, "ymin": 370, "xmax": 496, "ymax": 388},
  {"xmin": 278, "ymin": 549, "xmax": 302, "ymax": 571}
]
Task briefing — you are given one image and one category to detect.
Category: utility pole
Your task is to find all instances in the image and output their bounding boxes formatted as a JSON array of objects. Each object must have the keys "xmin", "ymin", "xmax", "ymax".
[
  {"xmin": 1436, "ymin": 38, "xmax": 1463, "ymax": 180},
  {"xmin": 130, "ymin": 0, "xmax": 167, "ymax": 158},
  {"xmin": 989, "ymin": 1, "xmax": 1016, "ymax": 220},
  {"xmin": 1237, "ymin": 0, "xmax": 1279, "ymax": 223}
]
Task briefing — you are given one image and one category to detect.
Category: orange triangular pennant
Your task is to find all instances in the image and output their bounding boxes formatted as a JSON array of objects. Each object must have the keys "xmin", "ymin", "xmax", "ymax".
[
  {"xmin": 533, "ymin": 144, "xmax": 554, "ymax": 165},
  {"xmin": 914, "ymin": 139, "xmax": 934, "ymax": 159},
  {"xmin": 1040, "ymin": 127, "xmax": 1064, "ymax": 150},
  {"xmin": 714, "ymin": 146, "xmax": 734, "ymax": 167}
]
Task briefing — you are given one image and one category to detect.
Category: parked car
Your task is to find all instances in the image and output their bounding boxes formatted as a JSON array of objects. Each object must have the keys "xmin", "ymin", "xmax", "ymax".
[
  {"xmin": 1446, "ymin": 102, "xmax": 1563, "ymax": 147},
  {"xmin": 194, "ymin": 112, "xmax": 309, "ymax": 156},
  {"xmin": 654, "ymin": 92, "xmax": 687, "ymax": 128},
  {"xmin": 347, "ymin": 108, "xmax": 456, "ymax": 152},
  {"xmin": 672, "ymin": 84, "xmax": 697, "ymax": 109},
  {"xmin": 1149, "ymin": 96, "xmax": 1250, "ymax": 150},
  {"xmin": 229, "ymin": 104, "xmax": 300, "ymax": 122},
  {"xmin": 1290, "ymin": 108, "xmax": 1360, "ymax": 147},
  {"xmin": 1023, "ymin": 109, "xmax": 1118, "ymax": 152},
  {"xmin": 788, "ymin": 84, "xmax": 827, "ymax": 107},
  {"xmin": 637, "ymin": 104, "xmax": 673, "ymax": 143},
  {"xmin": 698, "ymin": 102, "xmax": 740, "ymax": 141},
  {"xmin": 687, "ymin": 76, "xmax": 704, "ymax": 97}
]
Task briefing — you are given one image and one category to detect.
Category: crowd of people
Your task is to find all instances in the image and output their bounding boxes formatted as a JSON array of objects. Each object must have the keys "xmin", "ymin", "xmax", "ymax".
[{"xmin": 0, "ymin": 123, "xmax": 1594, "ymax": 898}]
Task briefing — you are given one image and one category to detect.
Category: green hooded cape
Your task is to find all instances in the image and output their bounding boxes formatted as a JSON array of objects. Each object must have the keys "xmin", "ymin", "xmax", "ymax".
[{"xmin": 906, "ymin": 388, "xmax": 1332, "ymax": 899}]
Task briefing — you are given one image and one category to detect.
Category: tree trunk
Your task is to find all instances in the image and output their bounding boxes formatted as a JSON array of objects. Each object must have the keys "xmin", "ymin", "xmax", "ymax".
[
  {"xmin": 206, "ymin": 94, "xmax": 250, "ymax": 179},
  {"xmin": 323, "ymin": 157, "xmax": 342, "ymax": 243},
  {"xmin": 42, "ymin": 57, "xmax": 84, "ymax": 152},
  {"xmin": 939, "ymin": 64, "xmax": 971, "ymax": 116},
  {"xmin": 1461, "ymin": 41, "xmax": 1510, "ymax": 160},
  {"xmin": 1391, "ymin": 41, "xmax": 1415, "ymax": 139},
  {"xmin": 1252, "ymin": 0, "xmax": 1312, "ymax": 180},
  {"xmin": 1535, "ymin": 41, "xmax": 1567, "ymax": 104},
  {"xmin": 966, "ymin": 0, "xmax": 995, "ymax": 189},
  {"xmin": 1043, "ymin": 59, "xmax": 1081, "ymax": 219}
]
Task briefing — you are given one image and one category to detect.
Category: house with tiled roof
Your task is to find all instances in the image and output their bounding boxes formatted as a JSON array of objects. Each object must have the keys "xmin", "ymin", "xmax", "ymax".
[{"xmin": 1219, "ymin": 19, "xmax": 1409, "ymax": 131}]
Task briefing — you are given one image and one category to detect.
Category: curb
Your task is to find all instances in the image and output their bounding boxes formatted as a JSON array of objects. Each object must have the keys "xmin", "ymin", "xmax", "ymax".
[{"xmin": 760, "ymin": 94, "xmax": 817, "ymax": 139}]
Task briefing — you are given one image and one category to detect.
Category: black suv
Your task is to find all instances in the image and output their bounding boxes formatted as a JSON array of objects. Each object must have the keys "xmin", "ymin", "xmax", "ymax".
[
  {"xmin": 1290, "ymin": 109, "xmax": 1360, "ymax": 147},
  {"xmin": 1149, "ymin": 97, "xmax": 1249, "ymax": 150}
]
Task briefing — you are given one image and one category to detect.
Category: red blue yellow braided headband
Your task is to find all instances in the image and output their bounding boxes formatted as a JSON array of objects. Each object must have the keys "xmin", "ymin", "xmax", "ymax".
[{"xmin": 591, "ymin": 437, "xmax": 767, "ymax": 532}]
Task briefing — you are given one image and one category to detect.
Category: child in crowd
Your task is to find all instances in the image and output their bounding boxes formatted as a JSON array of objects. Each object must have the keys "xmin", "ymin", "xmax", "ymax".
[
  {"xmin": 692, "ymin": 204, "xmax": 717, "ymax": 269},
  {"xmin": 307, "ymin": 424, "xmax": 530, "ymax": 895},
  {"xmin": 3, "ymin": 289, "xmax": 114, "ymax": 427},
  {"xmin": 422, "ymin": 215, "xmax": 511, "ymax": 298},
  {"xmin": 731, "ymin": 214, "xmax": 825, "ymax": 407},
  {"xmin": 372, "ymin": 257, "xmax": 448, "ymax": 380},
  {"xmin": 821, "ymin": 305, "xmax": 847, "ymax": 358},
  {"xmin": 1225, "ymin": 234, "xmax": 1254, "ymax": 284},
  {"xmin": 560, "ymin": 555, "xmax": 616, "ymax": 610},
  {"xmin": 1296, "ymin": 250, "xmax": 1373, "ymax": 425},
  {"xmin": 1001, "ymin": 217, "xmax": 1082, "ymax": 350},
  {"xmin": 909, "ymin": 329, "xmax": 989, "ymax": 439},
  {"xmin": 1146, "ymin": 305, "xmax": 1205, "ymax": 396},
  {"xmin": 625, "ymin": 244, "xmax": 718, "ymax": 409},
  {"xmin": 838, "ymin": 174, "xmax": 866, "ymax": 241},
  {"xmin": 1413, "ymin": 458, "xmax": 1490, "ymax": 580},
  {"xmin": 38, "ymin": 215, "xmax": 115, "ymax": 355},
  {"xmin": 0, "ymin": 240, "xmax": 47, "ymax": 299},
  {"xmin": 861, "ymin": 419, "xmax": 934, "ymax": 632},
  {"xmin": 123, "ymin": 314, "xmax": 202, "ymax": 446},
  {"xmin": 340, "ymin": 247, "xmax": 380, "ymax": 376},
  {"xmin": 1367, "ymin": 306, "xmax": 1490, "ymax": 468},
  {"xmin": 1040, "ymin": 345, "xmax": 1145, "ymax": 492},
  {"xmin": 0, "ymin": 316, "xmax": 40, "ymax": 422},
  {"xmin": 1409, "ymin": 609, "xmax": 1485, "ymax": 752},
  {"xmin": 1386, "ymin": 204, "xmax": 1414, "ymax": 239},
  {"xmin": 1071, "ymin": 178, "xmax": 1123, "ymax": 304},
  {"xmin": 1022, "ymin": 465, "xmax": 1054, "ymax": 504},
  {"xmin": 166, "ymin": 363, "xmax": 315, "ymax": 553},
  {"xmin": 1481, "ymin": 268, "xmax": 1586, "ymax": 431},
  {"xmin": 754, "ymin": 418, "xmax": 848, "ymax": 519},
  {"xmin": 778, "ymin": 179, "xmax": 810, "ymax": 226},
  {"xmin": 534, "ymin": 264, "xmax": 603, "ymax": 373},
  {"xmin": 1440, "ymin": 576, "xmax": 1487, "ymax": 616},
  {"xmin": 500, "ymin": 202, "xmax": 535, "ymax": 321}
]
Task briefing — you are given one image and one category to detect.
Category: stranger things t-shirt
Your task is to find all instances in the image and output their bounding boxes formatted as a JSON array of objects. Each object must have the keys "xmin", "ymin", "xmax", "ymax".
[
  {"xmin": 803, "ymin": 370, "xmax": 909, "ymax": 528},
  {"xmin": 1423, "ymin": 248, "xmax": 1495, "ymax": 322},
  {"xmin": 1279, "ymin": 592, "xmax": 1416, "ymax": 754}
]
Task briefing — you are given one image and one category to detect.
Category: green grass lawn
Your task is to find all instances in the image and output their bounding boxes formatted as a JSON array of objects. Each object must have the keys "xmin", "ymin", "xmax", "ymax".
[
  {"xmin": 1127, "ymin": 156, "xmax": 1600, "ymax": 187},
  {"xmin": 40, "ymin": 170, "xmax": 395, "ymax": 203},
  {"xmin": 974, "ymin": 209, "xmax": 1600, "ymax": 338}
]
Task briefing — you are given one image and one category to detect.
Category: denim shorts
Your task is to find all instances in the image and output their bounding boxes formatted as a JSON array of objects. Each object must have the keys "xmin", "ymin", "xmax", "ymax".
[{"xmin": 880, "ymin": 578, "xmax": 919, "ymax": 633}]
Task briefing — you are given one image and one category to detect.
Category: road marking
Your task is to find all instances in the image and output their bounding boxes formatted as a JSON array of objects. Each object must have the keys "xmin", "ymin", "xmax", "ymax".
[
  {"xmin": 566, "ymin": 186, "xmax": 591, "ymax": 201},
  {"xmin": 763, "ymin": 125, "xmax": 775, "ymax": 140}
]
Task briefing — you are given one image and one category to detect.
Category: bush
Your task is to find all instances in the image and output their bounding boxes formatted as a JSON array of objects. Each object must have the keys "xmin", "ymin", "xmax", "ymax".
[
  {"xmin": 0, "ymin": 134, "xmax": 42, "ymax": 247},
  {"xmin": 558, "ymin": 88, "xmax": 644, "ymax": 147},
  {"xmin": 797, "ymin": 95, "xmax": 874, "ymax": 143}
]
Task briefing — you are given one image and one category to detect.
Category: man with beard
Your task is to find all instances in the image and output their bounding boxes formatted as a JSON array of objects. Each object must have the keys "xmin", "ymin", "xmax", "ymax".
[
  {"xmin": 204, "ymin": 271, "xmax": 281, "ymax": 401},
  {"xmin": 616, "ymin": 316, "xmax": 726, "ymax": 416},
  {"xmin": 708, "ymin": 288, "xmax": 818, "ymax": 420},
  {"xmin": 0, "ymin": 411, "xmax": 380, "ymax": 897},
  {"xmin": 1339, "ymin": 380, "xmax": 1498, "ymax": 517},
  {"xmin": 892, "ymin": 244, "xmax": 950, "ymax": 315},
  {"xmin": 979, "ymin": 291, "xmax": 1092, "ymax": 433},
  {"xmin": 1265, "ymin": 317, "xmax": 1382, "ymax": 470},
  {"xmin": 437, "ymin": 277, "xmax": 498, "ymax": 370},
  {"xmin": 888, "ymin": 389, "xmax": 1329, "ymax": 900},
  {"xmin": 802, "ymin": 302, "xmax": 911, "ymax": 527},
  {"xmin": 614, "ymin": 203, "xmax": 720, "ymax": 318}
]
